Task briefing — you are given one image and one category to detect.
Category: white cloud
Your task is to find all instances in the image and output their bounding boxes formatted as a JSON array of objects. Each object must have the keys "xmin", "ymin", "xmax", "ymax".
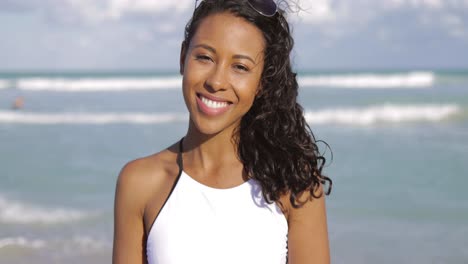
[
  {"xmin": 1, "ymin": 0, "xmax": 468, "ymax": 70},
  {"xmin": 3, "ymin": 0, "xmax": 467, "ymax": 27},
  {"xmin": 383, "ymin": 0, "xmax": 468, "ymax": 9},
  {"xmin": 106, "ymin": 0, "xmax": 193, "ymax": 19},
  {"xmin": 294, "ymin": 0, "xmax": 336, "ymax": 24},
  {"xmin": 1, "ymin": 0, "xmax": 193, "ymax": 23},
  {"xmin": 157, "ymin": 23, "xmax": 177, "ymax": 33},
  {"xmin": 441, "ymin": 14, "xmax": 468, "ymax": 40},
  {"xmin": 135, "ymin": 29, "xmax": 154, "ymax": 42},
  {"xmin": 441, "ymin": 14, "xmax": 463, "ymax": 27},
  {"xmin": 449, "ymin": 28, "xmax": 467, "ymax": 38},
  {"xmin": 385, "ymin": 0, "xmax": 444, "ymax": 9}
]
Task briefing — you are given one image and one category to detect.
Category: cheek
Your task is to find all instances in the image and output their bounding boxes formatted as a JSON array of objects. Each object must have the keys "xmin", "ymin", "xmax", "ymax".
[
  {"xmin": 237, "ymin": 82, "xmax": 259, "ymax": 109},
  {"xmin": 243, "ymin": 75, "xmax": 262, "ymax": 101},
  {"xmin": 182, "ymin": 76, "xmax": 195, "ymax": 109},
  {"xmin": 182, "ymin": 62, "xmax": 201, "ymax": 97}
]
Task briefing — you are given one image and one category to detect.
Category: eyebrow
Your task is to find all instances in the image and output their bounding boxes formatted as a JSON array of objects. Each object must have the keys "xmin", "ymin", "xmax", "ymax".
[{"xmin": 193, "ymin": 44, "xmax": 256, "ymax": 64}]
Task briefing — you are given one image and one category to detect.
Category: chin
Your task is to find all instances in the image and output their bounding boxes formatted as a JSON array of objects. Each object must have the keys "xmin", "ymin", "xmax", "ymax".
[
  {"xmin": 190, "ymin": 115, "xmax": 240, "ymax": 137},
  {"xmin": 192, "ymin": 118, "xmax": 227, "ymax": 136}
]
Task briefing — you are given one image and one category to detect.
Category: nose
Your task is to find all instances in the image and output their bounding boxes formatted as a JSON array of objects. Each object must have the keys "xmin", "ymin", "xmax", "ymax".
[{"xmin": 205, "ymin": 64, "xmax": 229, "ymax": 92}]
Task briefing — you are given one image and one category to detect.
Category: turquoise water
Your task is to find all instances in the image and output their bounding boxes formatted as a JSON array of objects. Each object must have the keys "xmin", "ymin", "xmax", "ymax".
[{"xmin": 1, "ymin": 70, "xmax": 467, "ymax": 263}]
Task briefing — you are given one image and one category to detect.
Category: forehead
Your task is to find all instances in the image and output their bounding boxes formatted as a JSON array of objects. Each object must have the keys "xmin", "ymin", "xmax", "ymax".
[{"xmin": 191, "ymin": 12, "xmax": 265, "ymax": 58}]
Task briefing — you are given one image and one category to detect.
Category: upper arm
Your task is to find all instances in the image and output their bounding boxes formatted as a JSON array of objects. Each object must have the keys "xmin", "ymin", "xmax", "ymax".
[
  {"xmin": 286, "ymin": 186, "xmax": 330, "ymax": 264},
  {"xmin": 113, "ymin": 161, "xmax": 148, "ymax": 264}
]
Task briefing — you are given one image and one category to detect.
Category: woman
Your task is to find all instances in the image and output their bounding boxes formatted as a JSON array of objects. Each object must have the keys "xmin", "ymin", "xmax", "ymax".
[{"xmin": 113, "ymin": 0, "xmax": 332, "ymax": 263}]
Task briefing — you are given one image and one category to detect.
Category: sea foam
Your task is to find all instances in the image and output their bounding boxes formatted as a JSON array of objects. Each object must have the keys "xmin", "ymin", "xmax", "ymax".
[
  {"xmin": 0, "ymin": 104, "xmax": 460, "ymax": 125},
  {"xmin": 68, "ymin": 236, "xmax": 110, "ymax": 251},
  {"xmin": 0, "ymin": 111, "xmax": 188, "ymax": 124},
  {"xmin": 0, "ymin": 237, "xmax": 46, "ymax": 249},
  {"xmin": 11, "ymin": 72, "xmax": 436, "ymax": 92},
  {"xmin": 0, "ymin": 196, "xmax": 88, "ymax": 224},
  {"xmin": 305, "ymin": 104, "xmax": 460, "ymax": 125},
  {"xmin": 299, "ymin": 71, "xmax": 435, "ymax": 88},
  {"xmin": 0, "ymin": 235, "xmax": 110, "ymax": 251},
  {"xmin": 0, "ymin": 79, "xmax": 10, "ymax": 90},
  {"xmin": 16, "ymin": 77, "xmax": 182, "ymax": 91}
]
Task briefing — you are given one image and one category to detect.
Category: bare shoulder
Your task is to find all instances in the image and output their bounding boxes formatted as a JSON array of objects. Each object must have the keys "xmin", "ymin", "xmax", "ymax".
[
  {"xmin": 113, "ymin": 143, "xmax": 180, "ymax": 263},
  {"xmin": 115, "ymin": 143, "xmax": 180, "ymax": 216},
  {"xmin": 281, "ymin": 185, "xmax": 330, "ymax": 264}
]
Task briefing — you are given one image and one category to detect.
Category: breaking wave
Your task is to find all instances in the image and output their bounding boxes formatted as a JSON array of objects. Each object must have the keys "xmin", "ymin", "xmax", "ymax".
[
  {"xmin": 299, "ymin": 71, "xmax": 435, "ymax": 88},
  {"xmin": 16, "ymin": 76, "xmax": 182, "ymax": 91},
  {"xmin": 0, "ymin": 235, "xmax": 110, "ymax": 251},
  {"xmin": 0, "ymin": 237, "xmax": 46, "ymax": 249},
  {"xmin": 0, "ymin": 111, "xmax": 188, "ymax": 124},
  {"xmin": 0, "ymin": 79, "xmax": 10, "ymax": 90},
  {"xmin": 305, "ymin": 104, "xmax": 460, "ymax": 125},
  {"xmin": 0, "ymin": 196, "xmax": 89, "ymax": 224},
  {"xmin": 0, "ymin": 104, "xmax": 461, "ymax": 125},
  {"xmin": 0, "ymin": 71, "xmax": 438, "ymax": 92}
]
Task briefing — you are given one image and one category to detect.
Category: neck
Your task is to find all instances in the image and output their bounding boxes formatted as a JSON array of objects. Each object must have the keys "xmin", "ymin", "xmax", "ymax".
[{"xmin": 182, "ymin": 121, "xmax": 241, "ymax": 172}]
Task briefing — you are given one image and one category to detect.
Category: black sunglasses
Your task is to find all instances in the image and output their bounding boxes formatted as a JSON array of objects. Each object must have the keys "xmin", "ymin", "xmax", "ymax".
[{"xmin": 194, "ymin": 0, "xmax": 278, "ymax": 17}]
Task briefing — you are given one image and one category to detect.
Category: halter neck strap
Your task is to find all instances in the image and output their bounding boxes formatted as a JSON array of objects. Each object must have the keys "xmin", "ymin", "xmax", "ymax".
[{"xmin": 177, "ymin": 137, "xmax": 184, "ymax": 172}]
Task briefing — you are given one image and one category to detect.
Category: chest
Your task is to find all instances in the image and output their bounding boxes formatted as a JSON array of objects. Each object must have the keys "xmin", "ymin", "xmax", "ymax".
[{"xmin": 146, "ymin": 173, "xmax": 288, "ymax": 264}]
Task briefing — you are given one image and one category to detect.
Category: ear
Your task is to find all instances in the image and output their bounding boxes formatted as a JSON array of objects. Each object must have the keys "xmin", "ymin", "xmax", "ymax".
[
  {"xmin": 255, "ymin": 81, "xmax": 263, "ymax": 97},
  {"xmin": 180, "ymin": 41, "xmax": 187, "ymax": 75}
]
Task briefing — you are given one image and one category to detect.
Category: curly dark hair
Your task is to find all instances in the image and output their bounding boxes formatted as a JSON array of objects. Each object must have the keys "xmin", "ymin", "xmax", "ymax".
[{"xmin": 183, "ymin": 0, "xmax": 332, "ymax": 208}]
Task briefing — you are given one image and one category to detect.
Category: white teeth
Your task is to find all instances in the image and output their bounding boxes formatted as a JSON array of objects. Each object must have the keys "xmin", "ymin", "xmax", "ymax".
[{"xmin": 201, "ymin": 95, "xmax": 228, "ymax": 109}]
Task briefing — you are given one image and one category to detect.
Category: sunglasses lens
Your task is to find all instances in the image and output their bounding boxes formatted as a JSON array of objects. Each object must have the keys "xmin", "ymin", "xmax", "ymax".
[{"xmin": 248, "ymin": 0, "xmax": 277, "ymax": 16}]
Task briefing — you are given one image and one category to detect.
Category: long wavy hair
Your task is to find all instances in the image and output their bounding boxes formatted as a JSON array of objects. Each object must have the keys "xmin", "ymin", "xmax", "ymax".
[{"xmin": 183, "ymin": 0, "xmax": 332, "ymax": 207}]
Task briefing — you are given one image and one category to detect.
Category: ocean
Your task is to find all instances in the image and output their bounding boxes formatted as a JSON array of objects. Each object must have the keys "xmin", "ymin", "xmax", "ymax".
[{"xmin": 0, "ymin": 70, "xmax": 467, "ymax": 263}]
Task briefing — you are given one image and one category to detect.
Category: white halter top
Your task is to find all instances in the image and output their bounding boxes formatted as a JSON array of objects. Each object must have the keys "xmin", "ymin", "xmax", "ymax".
[{"xmin": 146, "ymin": 141, "xmax": 288, "ymax": 264}]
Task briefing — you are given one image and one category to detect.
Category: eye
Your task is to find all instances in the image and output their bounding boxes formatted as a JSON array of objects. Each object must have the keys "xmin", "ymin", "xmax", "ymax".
[
  {"xmin": 195, "ymin": 54, "xmax": 212, "ymax": 62},
  {"xmin": 234, "ymin": 64, "xmax": 249, "ymax": 72}
]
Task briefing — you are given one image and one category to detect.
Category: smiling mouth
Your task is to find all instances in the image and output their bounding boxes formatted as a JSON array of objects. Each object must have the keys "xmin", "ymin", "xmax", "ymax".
[{"xmin": 197, "ymin": 93, "xmax": 232, "ymax": 109}]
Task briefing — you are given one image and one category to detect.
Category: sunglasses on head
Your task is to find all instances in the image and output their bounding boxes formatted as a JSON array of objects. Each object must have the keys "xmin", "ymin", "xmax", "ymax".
[{"xmin": 194, "ymin": 0, "xmax": 278, "ymax": 17}]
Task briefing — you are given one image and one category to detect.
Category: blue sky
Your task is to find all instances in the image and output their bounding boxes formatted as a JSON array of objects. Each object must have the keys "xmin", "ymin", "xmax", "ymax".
[{"xmin": 0, "ymin": 0, "xmax": 467, "ymax": 71}]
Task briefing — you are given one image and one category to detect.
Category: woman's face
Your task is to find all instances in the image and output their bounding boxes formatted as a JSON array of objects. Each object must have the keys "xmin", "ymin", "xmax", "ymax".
[{"xmin": 181, "ymin": 12, "xmax": 265, "ymax": 136}]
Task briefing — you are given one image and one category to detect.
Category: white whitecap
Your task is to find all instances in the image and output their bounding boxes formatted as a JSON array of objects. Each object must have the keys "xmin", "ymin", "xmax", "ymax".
[
  {"xmin": 0, "ymin": 111, "xmax": 188, "ymax": 124},
  {"xmin": 298, "ymin": 71, "xmax": 435, "ymax": 88},
  {"xmin": 0, "ymin": 235, "xmax": 111, "ymax": 251},
  {"xmin": 0, "ymin": 79, "xmax": 10, "ymax": 89},
  {"xmin": 12, "ymin": 72, "xmax": 435, "ymax": 92},
  {"xmin": 0, "ymin": 236, "xmax": 46, "ymax": 249},
  {"xmin": 68, "ymin": 236, "xmax": 110, "ymax": 251},
  {"xmin": 0, "ymin": 104, "xmax": 461, "ymax": 126},
  {"xmin": 305, "ymin": 104, "xmax": 461, "ymax": 125},
  {"xmin": 0, "ymin": 237, "xmax": 46, "ymax": 249},
  {"xmin": 16, "ymin": 77, "xmax": 182, "ymax": 91},
  {"xmin": 0, "ymin": 196, "xmax": 88, "ymax": 224}
]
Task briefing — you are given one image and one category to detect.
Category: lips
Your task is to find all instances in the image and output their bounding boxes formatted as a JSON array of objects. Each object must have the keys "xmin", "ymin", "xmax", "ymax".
[{"xmin": 196, "ymin": 93, "xmax": 232, "ymax": 116}]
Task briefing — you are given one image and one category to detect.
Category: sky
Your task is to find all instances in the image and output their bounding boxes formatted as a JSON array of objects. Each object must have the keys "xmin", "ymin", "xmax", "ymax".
[{"xmin": 0, "ymin": 0, "xmax": 467, "ymax": 71}]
